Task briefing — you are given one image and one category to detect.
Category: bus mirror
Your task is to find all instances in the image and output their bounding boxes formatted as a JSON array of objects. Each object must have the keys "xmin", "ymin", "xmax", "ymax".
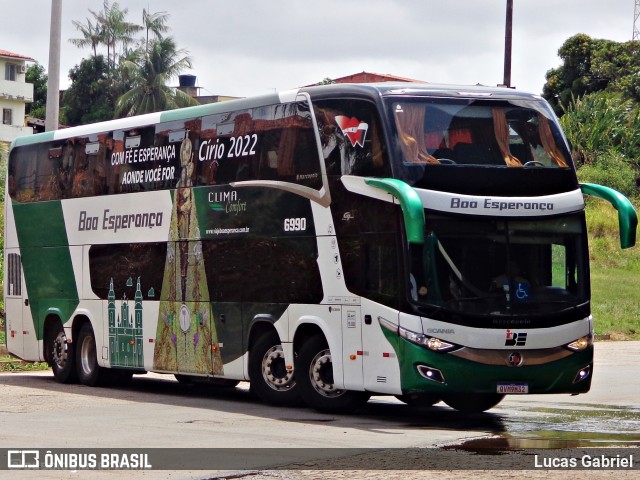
[
  {"xmin": 365, "ymin": 178, "xmax": 425, "ymax": 244},
  {"xmin": 580, "ymin": 183, "xmax": 638, "ymax": 249}
]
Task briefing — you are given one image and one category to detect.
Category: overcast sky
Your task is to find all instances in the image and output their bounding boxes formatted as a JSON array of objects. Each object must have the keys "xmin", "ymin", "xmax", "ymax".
[{"xmin": 1, "ymin": 0, "xmax": 634, "ymax": 98}]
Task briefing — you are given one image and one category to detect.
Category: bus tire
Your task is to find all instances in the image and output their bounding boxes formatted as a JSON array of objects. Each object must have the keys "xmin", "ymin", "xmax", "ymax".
[
  {"xmin": 441, "ymin": 393, "xmax": 505, "ymax": 413},
  {"xmin": 395, "ymin": 393, "xmax": 440, "ymax": 407},
  {"xmin": 296, "ymin": 335, "xmax": 369, "ymax": 414},
  {"xmin": 76, "ymin": 323, "xmax": 107, "ymax": 387},
  {"xmin": 46, "ymin": 322, "xmax": 77, "ymax": 384},
  {"xmin": 249, "ymin": 331, "xmax": 301, "ymax": 406}
]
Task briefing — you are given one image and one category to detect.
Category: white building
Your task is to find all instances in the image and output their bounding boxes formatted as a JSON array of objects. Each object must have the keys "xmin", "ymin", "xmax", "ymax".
[{"xmin": 0, "ymin": 49, "xmax": 34, "ymax": 144}]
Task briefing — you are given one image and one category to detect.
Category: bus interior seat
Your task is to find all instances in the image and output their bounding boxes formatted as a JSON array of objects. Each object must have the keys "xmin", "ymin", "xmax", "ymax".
[
  {"xmin": 508, "ymin": 143, "xmax": 530, "ymax": 164},
  {"xmin": 453, "ymin": 143, "xmax": 504, "ymax": 165}
]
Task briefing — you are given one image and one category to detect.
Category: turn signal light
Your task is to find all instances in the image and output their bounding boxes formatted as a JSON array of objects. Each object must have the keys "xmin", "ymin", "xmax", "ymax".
[{"xmin": 566, "ymin": 335, "xmax": 593, "ymax": 352}]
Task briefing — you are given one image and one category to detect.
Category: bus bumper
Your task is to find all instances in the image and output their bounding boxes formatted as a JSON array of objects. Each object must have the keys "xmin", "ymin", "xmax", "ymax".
[{"xmin": 393, "ymin": 336, "xmax": 593, "ymax": 396}]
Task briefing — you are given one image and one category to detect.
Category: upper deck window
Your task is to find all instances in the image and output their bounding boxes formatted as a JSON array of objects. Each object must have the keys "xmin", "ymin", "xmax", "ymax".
[{"xmin": 389, "ymin": 98, "xmax": 572, "ymax": 169}]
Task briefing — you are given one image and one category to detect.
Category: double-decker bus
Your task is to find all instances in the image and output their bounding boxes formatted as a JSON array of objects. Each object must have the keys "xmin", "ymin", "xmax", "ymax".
[{"xmin": 4, "ymin": 83, "xmax": 636, "ymax": 413}]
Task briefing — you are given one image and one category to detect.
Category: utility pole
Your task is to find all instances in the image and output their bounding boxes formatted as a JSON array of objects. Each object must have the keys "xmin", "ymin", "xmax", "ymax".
[
  {"xmin": 45, "ymin": 0, "xmax": 62, "ymax": 131},
  {"xmin": 634, "ymin": 0, "xmax": 640, "ymax": 40},
  {"xmin": 503, "ymin": 0, "xmax": 513, "ymax": 88}
]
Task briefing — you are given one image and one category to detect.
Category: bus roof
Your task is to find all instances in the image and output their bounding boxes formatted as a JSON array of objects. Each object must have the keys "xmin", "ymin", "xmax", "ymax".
[{"xmin": 11, "ymin": 83, "xmax": 543, "ymax": 149}]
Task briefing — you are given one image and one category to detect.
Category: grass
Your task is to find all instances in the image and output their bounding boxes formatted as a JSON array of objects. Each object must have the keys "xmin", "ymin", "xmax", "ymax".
[{"xmin": 586, "ymin": 198, "xmax": 640, "ymax": 340}]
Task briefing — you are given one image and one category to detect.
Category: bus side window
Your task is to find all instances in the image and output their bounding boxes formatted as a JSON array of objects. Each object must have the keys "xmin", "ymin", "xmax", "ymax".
[
  {"xmin": 313, "ymin": 99, "xmax": 390, "ymax": 178},
  {"xmin": 10, "ymin": 144, "xmax": 40, "ymax": 202},
  {"xmin": 38, "ymin": 143, "xmax": 71, "ymax": 201}
]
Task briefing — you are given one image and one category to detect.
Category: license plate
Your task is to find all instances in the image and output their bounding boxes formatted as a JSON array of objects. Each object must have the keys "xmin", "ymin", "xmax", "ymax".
[{"xmin": 497, "ymin": 383, "xmax": 529, "ymax": 394}]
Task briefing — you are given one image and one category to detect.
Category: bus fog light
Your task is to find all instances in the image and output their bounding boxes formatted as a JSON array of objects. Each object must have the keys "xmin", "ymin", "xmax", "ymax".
[
  {"xmin": 573, "ymin": 365, "xmax": 591, "ymax": 383},
  {"xmin": 566, "ymin": 335, "xmax": 593, "ymax": 351},
  {"xmin": 417, "ymin": 365, "xmax": 445, "ymax": 383}
]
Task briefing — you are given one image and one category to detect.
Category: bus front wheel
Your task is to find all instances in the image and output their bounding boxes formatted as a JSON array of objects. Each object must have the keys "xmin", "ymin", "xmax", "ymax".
[
  {"xmin": 296, "ymin": 335, "xmax": 369, "ymax": 414},
  {"xmin": 46, "ymin": 322, "xmax": 77, "ymax": 384},
  {"xmin": 249, "ymin": 331, "xmax": 301, "ymax": 406},
  {"xmin": 76, "ymin": 323, "xmax": 107, "ymax": 387},
  {"xmin": 441, "ymin": 393, "xmax": 504, "ymax": 413}
]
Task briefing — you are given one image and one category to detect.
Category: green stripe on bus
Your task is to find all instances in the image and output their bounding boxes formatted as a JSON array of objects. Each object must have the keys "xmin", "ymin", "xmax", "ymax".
[
  {"xmin": 12, "ymin": 131, "xmax": 56, "ymax": 148},
  {"xmin": 159, "ymin": 93, "xmax": 282, "ymax": 124},
  {"xmin": 12, "ymin": 200, "xmax": 79, "ymax": 338}
]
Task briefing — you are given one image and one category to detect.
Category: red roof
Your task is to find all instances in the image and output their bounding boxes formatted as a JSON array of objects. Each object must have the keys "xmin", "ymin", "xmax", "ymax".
[
  {"xmin": 331, "ymin": 71, "xmax": 425, "ymax": 84},
  {"xmin": 0, "ymin": 49, "xmax": 34, "ymax": 61},
  {"xmin": 307, "ymin": 71, "xmax": 425, "ymax": 87}
]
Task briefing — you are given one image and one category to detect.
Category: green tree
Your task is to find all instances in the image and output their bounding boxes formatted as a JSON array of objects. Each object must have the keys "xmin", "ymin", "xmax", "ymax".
[
  {"xmin": 25, "ymin": 63, "xmax": 48, "ymax": 119},
  {"xmin": 543, "ymin": 34, "xmax": 640, "ymax": 114},
  {"xmin": 61, "ymin": 56, "xmax": 116, "ymax": 125},
  {"xmin": 68, "ymin": 5, "xmax": 195, "ymax": 121},
  {"xmin": 115, "ymin": 37, "xmax": 198, "ymax": 117}
]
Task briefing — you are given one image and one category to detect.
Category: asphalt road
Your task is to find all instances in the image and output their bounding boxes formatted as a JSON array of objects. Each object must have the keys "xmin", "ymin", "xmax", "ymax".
[{"xmin": 0, "ymin": 341, "xmax": 638, "ymax": 479}]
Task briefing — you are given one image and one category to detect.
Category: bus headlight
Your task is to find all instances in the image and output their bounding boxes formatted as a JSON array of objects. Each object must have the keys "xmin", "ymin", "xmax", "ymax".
[
  {"xmin": 378, "ymin": 317, "xmax": 459, "ymax": 352},
  {"xmin": 565, "ymin": 335, "xmax": 593, "ymax": 352},
  {"xmin": 398, "ymin": 325, "xmax": 458, "ymax": 352}
]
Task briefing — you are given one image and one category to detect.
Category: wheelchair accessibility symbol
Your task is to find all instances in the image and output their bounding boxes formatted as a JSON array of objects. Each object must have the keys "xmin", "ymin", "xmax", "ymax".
[{"xmin": 515, "ymin": 282, "xmax": 530, "ymax": 301}]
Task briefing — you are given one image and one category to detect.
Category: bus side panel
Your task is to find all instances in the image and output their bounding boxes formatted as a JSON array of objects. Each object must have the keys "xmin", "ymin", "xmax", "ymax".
[{"xmin": 12, "ymin": 201, "xmax": 80, "ymax": 344}]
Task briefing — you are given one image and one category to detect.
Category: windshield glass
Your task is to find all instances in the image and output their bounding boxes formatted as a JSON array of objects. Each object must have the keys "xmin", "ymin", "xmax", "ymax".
[
  {"xmin": 387, "ymin": 97, "xmax": 573, "ymax": 181},
  {"xmin": 410, "ymin": 213, "xmax": 589, "ymax": 323}
]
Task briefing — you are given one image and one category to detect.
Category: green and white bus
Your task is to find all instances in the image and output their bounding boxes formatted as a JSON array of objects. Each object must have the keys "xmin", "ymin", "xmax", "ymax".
[{"xmin": 4, "ymin": 83, "xmax": 637, "ymax": 413}]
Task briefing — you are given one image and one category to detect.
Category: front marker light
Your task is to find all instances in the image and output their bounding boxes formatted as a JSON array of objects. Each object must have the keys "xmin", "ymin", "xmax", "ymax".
[{"xmin": 566, "ymin": 335, "xmax": 593, "ymax": 352}]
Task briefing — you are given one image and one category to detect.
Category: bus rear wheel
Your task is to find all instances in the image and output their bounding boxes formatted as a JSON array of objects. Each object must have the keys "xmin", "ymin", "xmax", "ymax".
[
  {"xmin": 46, "ymin": 322, "xmax": 77, "ymax": 384},
  {"xmin": 296, "ymin": 335, "xmax": 369, "ymax": 414},
  {"xmin": 76, "ymin": 323, "xmax": 107, "ymax": 387},
  {"xmin": 441, "ymin": 393, "xmax": 504, "ymax": 413},
  {"xmin": 249, "ymin": 331, "xmax": 301, "ymax": 406}
]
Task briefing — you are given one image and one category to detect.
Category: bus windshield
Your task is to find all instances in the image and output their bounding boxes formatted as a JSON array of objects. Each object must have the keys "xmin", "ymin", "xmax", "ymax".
[
  {"xmin": 409, "ymin": 213, "xmax": 589, "ymax": 323},
  {"xmin": 387, "ymin": 97, "xmax": 573, "ymax": 183}
]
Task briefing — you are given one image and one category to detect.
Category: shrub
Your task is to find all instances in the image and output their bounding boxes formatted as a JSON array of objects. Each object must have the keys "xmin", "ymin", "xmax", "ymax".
[{"xmin": 577, "ymin": 151, "xmax": 638, "ymax": 198}]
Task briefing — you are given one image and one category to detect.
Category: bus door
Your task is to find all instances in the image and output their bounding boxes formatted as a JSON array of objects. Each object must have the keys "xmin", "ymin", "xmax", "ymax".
[
  {"xmin": 4, "ymin": 250, "xmax": 39, "ymax": 360},
  {"xmin": 341, "ymin": 305, "xmax": 364, "ymax": 390},
  {"xmin": 211, "ymin": 302, "xmax": 243, "ymax": 378},
  {"xmin": 361, "ymin": 302, "xmax": 401, "ymax": 394}
]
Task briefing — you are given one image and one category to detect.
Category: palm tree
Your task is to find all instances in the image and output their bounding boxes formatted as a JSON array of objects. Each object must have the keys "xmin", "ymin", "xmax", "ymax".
[
  {"xmin": 69, "ymin": 17, "xmax": 102, "ymax": 58},
  {"xmin": 142, "ymin": 9, "xmax": 170, "ymax": 50},
  {"xmin": 115, "ymin": 37, "xmax": 199, "ymax": 117},
  {"xmin": 91, "ymin": 0, "xmax": 142, "ymax": 71}
]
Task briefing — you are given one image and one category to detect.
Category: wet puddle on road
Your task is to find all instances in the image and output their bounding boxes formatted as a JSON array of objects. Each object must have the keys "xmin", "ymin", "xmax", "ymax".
[{"xmin": 450, "ymin": 403, "xmax": 640, "ymax": 450}]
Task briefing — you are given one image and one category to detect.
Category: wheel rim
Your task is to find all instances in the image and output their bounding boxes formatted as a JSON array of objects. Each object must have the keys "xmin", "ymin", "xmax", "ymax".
[
  {"xmin": 309, "ymin": 348, "xmax": 344, "ymax": 398},
  {"xmin": 52, "ymin": 331, "xmax": 69, "ymax": 369},
  {"xmin": 261, "ymin": 345, "xmax": 295, "ymax": 392},
  {"xmin": 79, "ymin": 334, "xmax": 95, "ymax": 376}
]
